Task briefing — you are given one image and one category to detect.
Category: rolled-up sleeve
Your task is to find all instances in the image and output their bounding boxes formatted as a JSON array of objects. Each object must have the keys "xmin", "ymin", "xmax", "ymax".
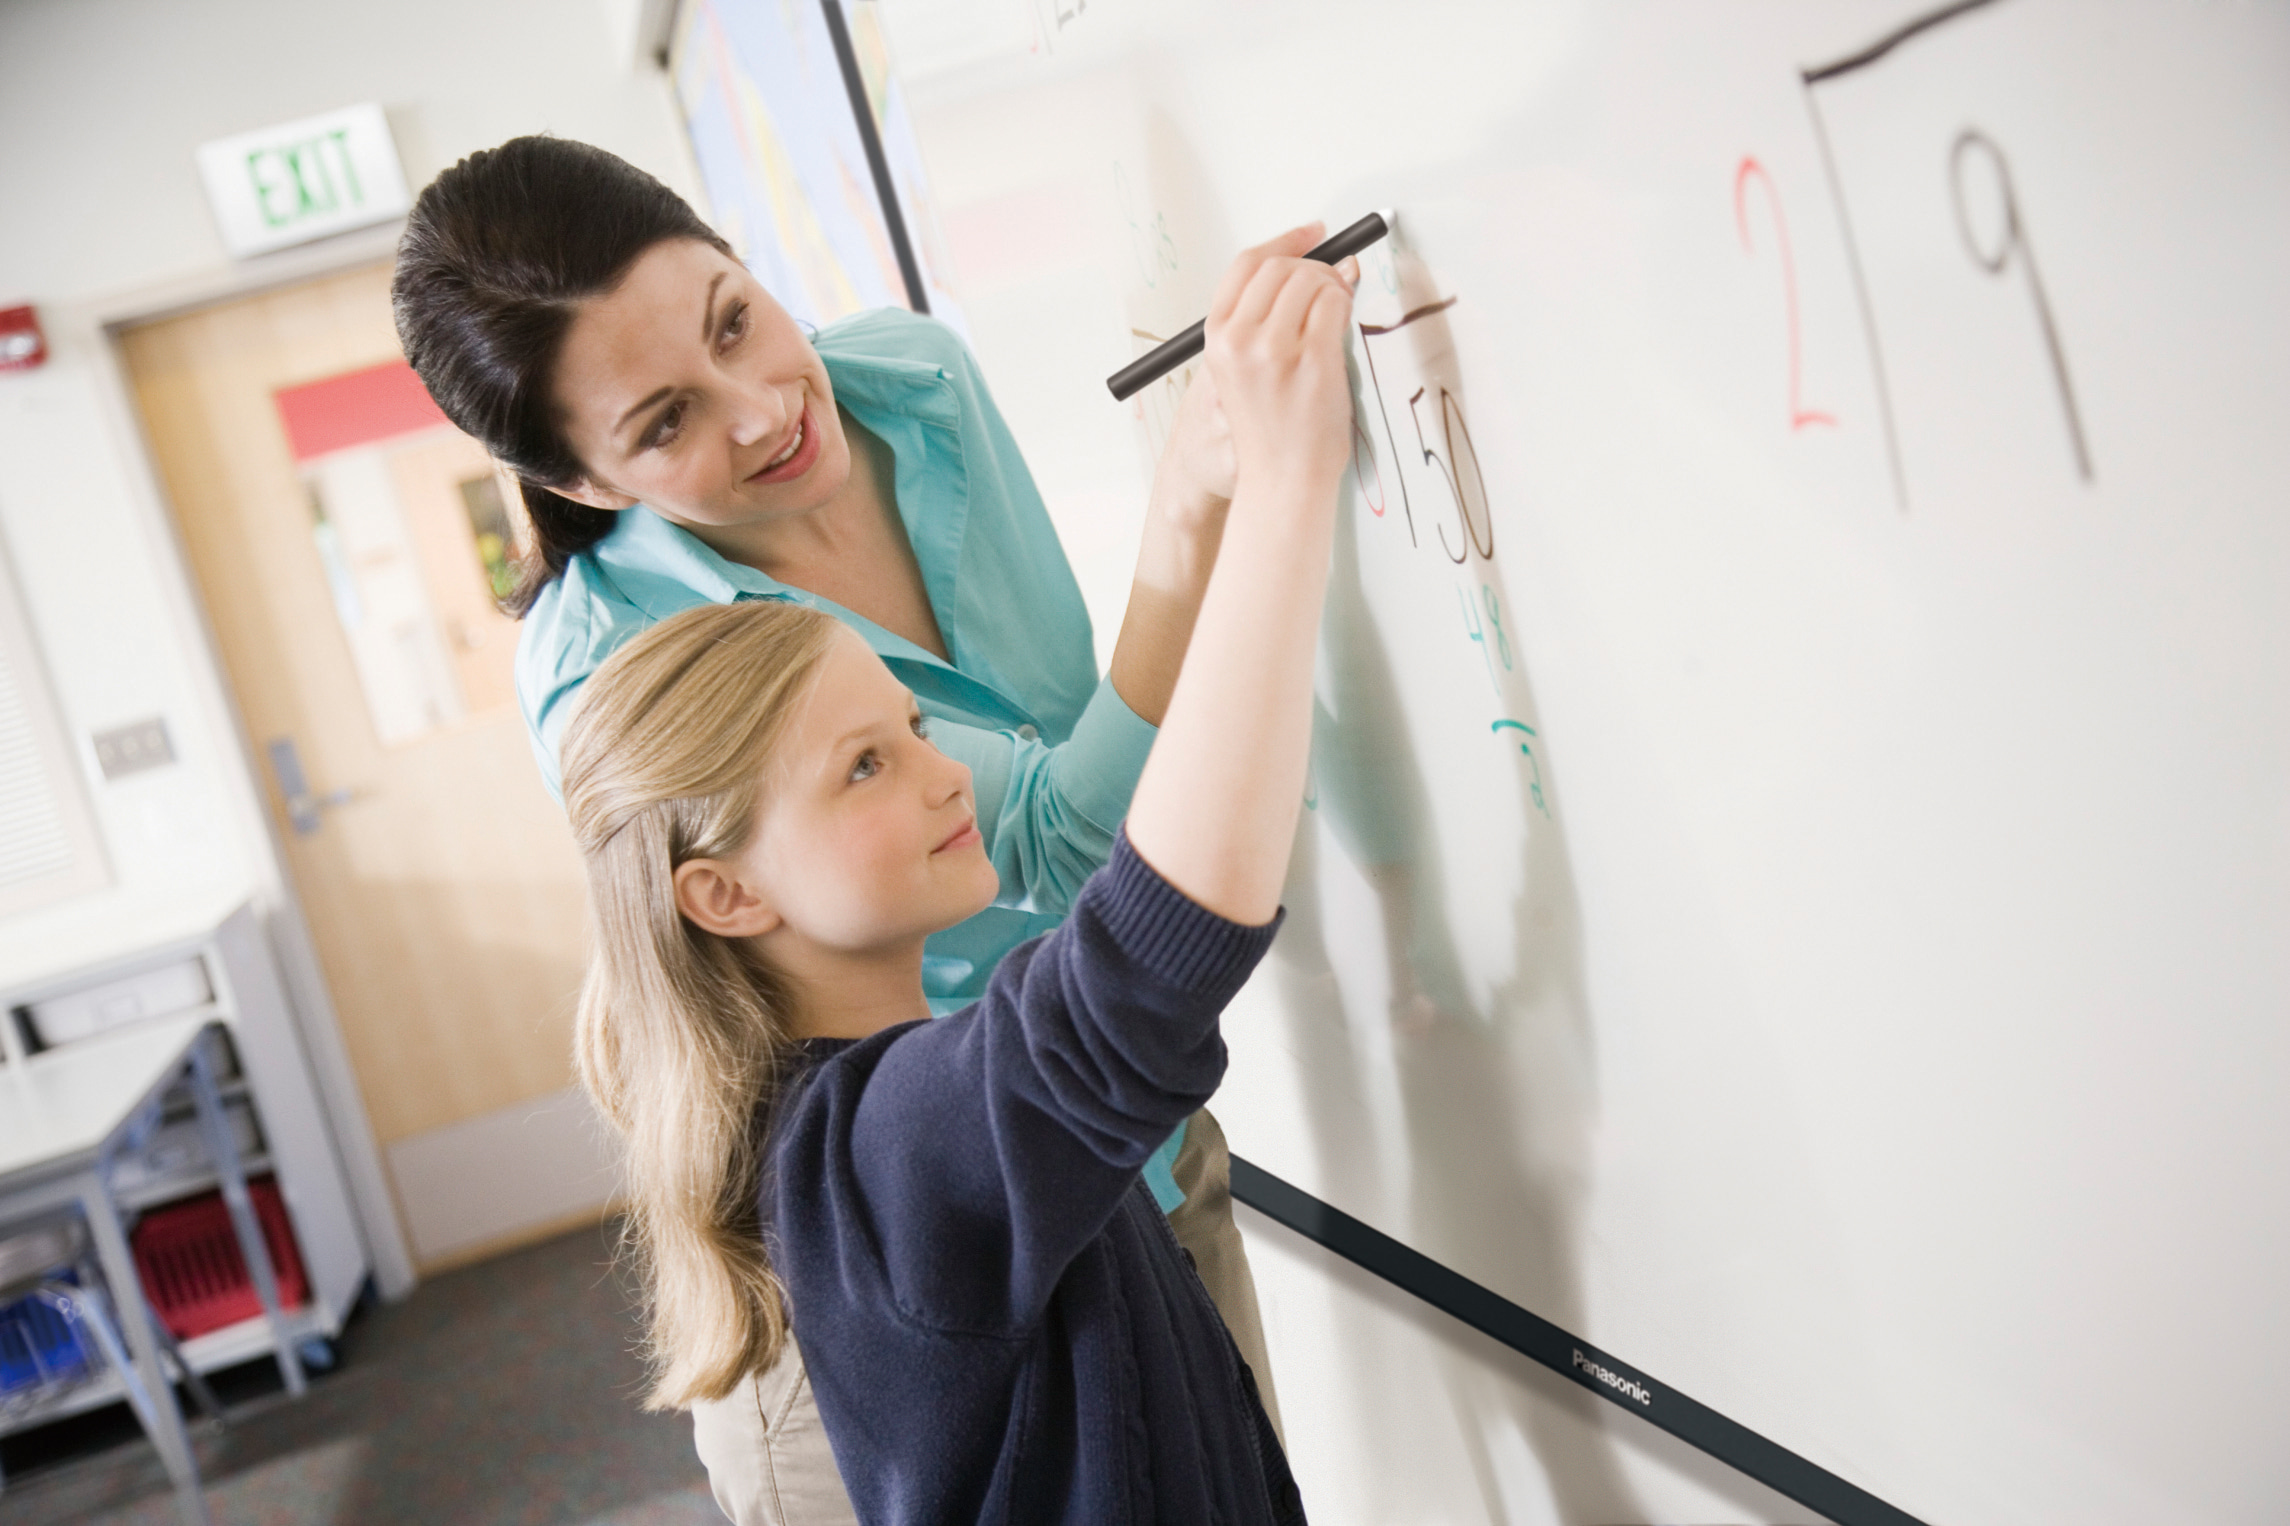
[{"xmin": 929, "ymin": 675, "xmax": 1156, "ymax": 918}]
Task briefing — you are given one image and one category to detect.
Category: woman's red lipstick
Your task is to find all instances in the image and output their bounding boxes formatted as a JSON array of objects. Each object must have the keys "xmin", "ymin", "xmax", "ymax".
[{"xmin": 747, "ymin": 404, "xmax": 821, "ymax": 485}]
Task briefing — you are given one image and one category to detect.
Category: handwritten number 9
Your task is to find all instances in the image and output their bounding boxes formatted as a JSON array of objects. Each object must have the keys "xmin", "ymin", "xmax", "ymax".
[{"xmin": 1948, "ymin": 129, "xmax": 2092, "ymax": 483}]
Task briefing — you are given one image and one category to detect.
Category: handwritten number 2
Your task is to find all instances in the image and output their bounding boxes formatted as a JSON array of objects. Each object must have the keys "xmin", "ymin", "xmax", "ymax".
[
  {"xmin": 1491, "ymin": 720, "xmax": 1549, "ymax": 816},
  {"xmin": 1735, "ymin": 157, "xmax": 1836, "ymax": 432},
  {"xmin": 1356, "ymin": 328, "xmax": 1416, "ymax": 546},
  {"xmin": 1351, "ymin": 411, "xmax": 1387, "ymax": 517}
]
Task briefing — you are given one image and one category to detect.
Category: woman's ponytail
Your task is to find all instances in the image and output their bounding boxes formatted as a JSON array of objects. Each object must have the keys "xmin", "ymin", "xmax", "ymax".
[
  {"xmin": 510, "ymin": 482, "xmax": 621, "ymax": 616},
  {"xmin": 391, "ymin": 136, "xmax": 734, "ymax": 617}
]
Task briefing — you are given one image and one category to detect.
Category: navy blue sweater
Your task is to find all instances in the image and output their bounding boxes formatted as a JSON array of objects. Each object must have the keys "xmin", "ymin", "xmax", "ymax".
[{"xmin": 760, "ymin": 833, "xmax": 1306, "ymax": 1525}]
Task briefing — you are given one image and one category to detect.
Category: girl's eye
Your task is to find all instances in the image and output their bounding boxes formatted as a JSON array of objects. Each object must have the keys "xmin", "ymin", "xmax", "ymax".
[
  {"xmin": 848, "ymin": 748, "xmax": 882, "ymax": 783},
  {"xmin": 644, "ymin": 399, "xmax": 687, "ymax": 451},
  {"xmin": 910, "ymin": 714, "xmax": 931, "ymax": 741},
  {"xmin": 720, "ymin": 300, "xmax": 749, "ymax": 348}
]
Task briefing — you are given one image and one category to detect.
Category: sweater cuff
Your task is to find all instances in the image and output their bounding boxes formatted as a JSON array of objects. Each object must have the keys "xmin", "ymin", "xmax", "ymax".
[{"xmin": 1090, "ymin": 830, "xmax": 1283, "ymax": 998}]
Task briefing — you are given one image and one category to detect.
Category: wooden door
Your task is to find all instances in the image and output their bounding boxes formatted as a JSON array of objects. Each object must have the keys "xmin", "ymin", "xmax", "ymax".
[{"xmin": 119, "ymin": 263, "xmax": 601, "ymax": 1270}]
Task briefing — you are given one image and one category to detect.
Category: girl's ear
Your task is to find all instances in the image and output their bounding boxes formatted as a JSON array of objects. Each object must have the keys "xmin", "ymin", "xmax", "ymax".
[
  {"xmin": 548, "ymin": 476, "xmax": 640, "ymax": 512},
  {"xmin": 673, "ymin": 858, "xmax": 782, "ymax": 938}
]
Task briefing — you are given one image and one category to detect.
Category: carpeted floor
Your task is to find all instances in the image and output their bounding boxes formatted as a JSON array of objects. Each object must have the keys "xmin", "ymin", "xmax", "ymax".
[{"xmin": 0, "ymin": 1222, "xmax": 720, "ymax": 1525}]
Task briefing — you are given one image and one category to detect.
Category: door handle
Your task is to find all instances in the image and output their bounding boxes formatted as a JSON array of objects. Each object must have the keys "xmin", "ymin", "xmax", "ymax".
[{"xmin": 265, "ymin": 737, "xmax": 357, "ymax": 836}]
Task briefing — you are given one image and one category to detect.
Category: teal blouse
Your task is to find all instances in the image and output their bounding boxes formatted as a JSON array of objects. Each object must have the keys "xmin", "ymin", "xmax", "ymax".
[{"xmin": 516, "ymin": 308, "xmax": 1187, "ymax": 1207}]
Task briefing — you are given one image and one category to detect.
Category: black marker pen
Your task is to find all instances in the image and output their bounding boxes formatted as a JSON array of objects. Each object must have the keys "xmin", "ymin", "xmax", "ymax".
[{"xmin": 1106, "ymin": 211, "xmax": 1392, "ymax": 401}]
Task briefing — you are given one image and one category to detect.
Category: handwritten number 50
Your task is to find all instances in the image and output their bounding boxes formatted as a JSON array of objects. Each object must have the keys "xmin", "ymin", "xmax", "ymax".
[{"xmin": 1408, "ymin": 386, "xmax": 1495, "ymax": 564}]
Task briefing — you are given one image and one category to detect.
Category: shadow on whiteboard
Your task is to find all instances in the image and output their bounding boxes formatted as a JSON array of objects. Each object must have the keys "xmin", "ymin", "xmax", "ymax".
[{"xmin": 1268, "ymin": 252, "xmax": 1633, "ymax": 1517}]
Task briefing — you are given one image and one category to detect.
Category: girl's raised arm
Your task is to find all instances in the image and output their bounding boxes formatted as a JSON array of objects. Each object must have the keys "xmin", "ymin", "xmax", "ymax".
[{"xmin": 1124, "ymin": 235, "xmax": 1359, "ymax": 925}]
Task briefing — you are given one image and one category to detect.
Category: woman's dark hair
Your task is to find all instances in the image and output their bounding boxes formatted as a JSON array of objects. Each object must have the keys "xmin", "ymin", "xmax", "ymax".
[{"xmin": 393, "ymin": 136, "xmax": 734, "ymax": 616}]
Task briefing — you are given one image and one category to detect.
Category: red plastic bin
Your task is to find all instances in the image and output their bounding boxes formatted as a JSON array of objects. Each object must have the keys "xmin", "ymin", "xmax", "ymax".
[{"xmin": 130, "ymin": 1178, "xmax": 308, "ymax": 1340}]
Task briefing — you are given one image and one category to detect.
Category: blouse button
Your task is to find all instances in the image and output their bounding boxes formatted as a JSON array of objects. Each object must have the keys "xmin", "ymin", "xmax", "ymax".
[{"xmin": 1016, "ymin": 724, "xmax": 1038, "ymax": 741}]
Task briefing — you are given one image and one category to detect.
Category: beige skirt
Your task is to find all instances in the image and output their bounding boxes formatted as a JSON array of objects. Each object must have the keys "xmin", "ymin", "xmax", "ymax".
[{"xmin": 689, "ymin": 1106, "xmax": 1279, "ymax": 1525}]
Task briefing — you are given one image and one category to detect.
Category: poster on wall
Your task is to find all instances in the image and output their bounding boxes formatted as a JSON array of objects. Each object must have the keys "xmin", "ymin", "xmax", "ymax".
[
  {"xmin": 840, "ymin": 1, "xmax": 968, "ymax": 326},
  {"xmin": 670, "ymin": 0, "xmax": 965, "ymax": 335},
  {"xmin": 273, "ymin": 362, "xmax": 526, "ymax": 747}
]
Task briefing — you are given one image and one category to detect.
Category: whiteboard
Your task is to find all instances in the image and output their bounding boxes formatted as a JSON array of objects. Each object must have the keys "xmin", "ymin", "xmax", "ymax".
[{"xmin": 880, "ymin": 2, "xmax": 2290, "ymax": 1520}]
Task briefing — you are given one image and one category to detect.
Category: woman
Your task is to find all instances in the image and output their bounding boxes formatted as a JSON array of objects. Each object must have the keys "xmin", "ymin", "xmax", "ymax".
[{"xmin": 391, "ymin": 136, "xmax": 1289, "ymax": 1517}]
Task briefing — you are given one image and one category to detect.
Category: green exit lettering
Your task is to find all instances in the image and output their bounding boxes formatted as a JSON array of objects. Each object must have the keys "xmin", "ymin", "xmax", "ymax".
[{"xmin": 245, "ymin": 129, "xmax": 365, "ymax": 228}]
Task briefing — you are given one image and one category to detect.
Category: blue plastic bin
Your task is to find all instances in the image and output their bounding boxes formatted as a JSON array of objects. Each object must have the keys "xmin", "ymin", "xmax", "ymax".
[{"xmin": 0, "ymin": 1276, "xmax": 94, "ymax": 1397}]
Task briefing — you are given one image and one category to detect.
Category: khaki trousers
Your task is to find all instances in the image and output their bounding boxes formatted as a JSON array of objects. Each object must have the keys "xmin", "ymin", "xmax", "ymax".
[{"xmin": 689, "ymin": 1107, "xmax": 1278, "ymax": 1525}]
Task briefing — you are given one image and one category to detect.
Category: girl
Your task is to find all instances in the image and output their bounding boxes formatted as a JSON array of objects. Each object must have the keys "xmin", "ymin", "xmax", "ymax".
[{"xmin": 561, "ymin": 230, "xmax": 1354, "ymax": 1522}]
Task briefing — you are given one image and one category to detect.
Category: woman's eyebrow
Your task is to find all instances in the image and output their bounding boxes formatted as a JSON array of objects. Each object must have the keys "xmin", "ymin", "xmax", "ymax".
[
  {"xmin": 610, "ymin": 272, "xmax": 731, "ymax": 440},
  {"xmin": 615, "ymin": 387, "xmax": 673, "ymax": 435},
  {"xmin": 700, "ymin": 271, "xmax": 727, "ymax": 341}
]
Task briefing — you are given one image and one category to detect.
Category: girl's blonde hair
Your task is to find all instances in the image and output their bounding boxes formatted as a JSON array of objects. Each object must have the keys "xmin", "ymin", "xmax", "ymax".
[{"xmin": 560, "ymin": 598, "xmax": 843, "ymax": 1410}]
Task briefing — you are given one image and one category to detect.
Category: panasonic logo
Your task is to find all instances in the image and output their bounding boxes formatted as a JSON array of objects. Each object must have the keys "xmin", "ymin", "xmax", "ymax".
[{"xmin": 1572, "ymin": 1349, "xmax": 1652, "ymax": 1407}]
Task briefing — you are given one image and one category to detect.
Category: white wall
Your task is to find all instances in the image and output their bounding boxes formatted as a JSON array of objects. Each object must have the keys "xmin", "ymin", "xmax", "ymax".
[{"xmin": 0, "ymin": 0, "xmax": 702, "ymax": 1292}]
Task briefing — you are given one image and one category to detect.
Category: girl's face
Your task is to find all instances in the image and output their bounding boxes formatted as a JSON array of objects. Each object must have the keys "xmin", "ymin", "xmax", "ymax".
[
  {"xmin": 550, "ymin": 238, "xmax": 852, "ymax": 528},
  {"xmin": 708, "ymin": 630, "xmax": 998, "ymax": 967}
]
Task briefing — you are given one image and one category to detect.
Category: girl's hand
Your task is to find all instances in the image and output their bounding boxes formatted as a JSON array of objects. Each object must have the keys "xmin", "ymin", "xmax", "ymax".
[{"xmin": 1203, "ymin": 223, "xmax": 1359, "ymax": 501}]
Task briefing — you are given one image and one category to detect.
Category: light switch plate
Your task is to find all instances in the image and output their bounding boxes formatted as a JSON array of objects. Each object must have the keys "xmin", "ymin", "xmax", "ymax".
[{"xmin": 92, "ymin": 717, "xmax": 175, "ymax": 780}]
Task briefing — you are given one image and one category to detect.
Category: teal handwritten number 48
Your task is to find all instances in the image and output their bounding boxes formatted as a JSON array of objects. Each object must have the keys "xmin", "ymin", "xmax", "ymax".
[
  {"xmin": 1459, "ymin": 582, "xmax": 1513, "ymax": 696},
  {"xmin": 1492, "ymin": 720, "xmax": 1549, "ymax": 816}
]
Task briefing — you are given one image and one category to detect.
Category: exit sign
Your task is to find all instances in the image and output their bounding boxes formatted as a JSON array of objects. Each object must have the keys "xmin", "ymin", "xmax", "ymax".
[{"xmin": 196, "ymin": 103, "xmax": 411, "ymax": 259}]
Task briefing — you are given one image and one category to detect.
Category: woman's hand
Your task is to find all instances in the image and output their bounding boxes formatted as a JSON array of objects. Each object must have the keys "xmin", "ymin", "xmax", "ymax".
[
  {"xmin": 1151, "ymin": 366, "xmax": 1236, "ymax": 532},
  {"xmin": 1111, "ymin": 365, "xmax": 1234, "ymax": 725},
  {"xmin": 1203, "ymin": 223, "xmax": 1358, "ymax": 503}
]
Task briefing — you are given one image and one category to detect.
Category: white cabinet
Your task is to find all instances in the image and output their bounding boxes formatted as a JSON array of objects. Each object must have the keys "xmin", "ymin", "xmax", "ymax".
[{"xmin": 0, "ymin": 898, "xmax": 370, "ymax": 1433}]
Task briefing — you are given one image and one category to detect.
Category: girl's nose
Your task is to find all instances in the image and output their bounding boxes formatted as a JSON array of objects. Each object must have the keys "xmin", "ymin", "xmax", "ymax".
[{"xmin": 925, "ymin": 734, "xmax": 971, "ymax": 807}]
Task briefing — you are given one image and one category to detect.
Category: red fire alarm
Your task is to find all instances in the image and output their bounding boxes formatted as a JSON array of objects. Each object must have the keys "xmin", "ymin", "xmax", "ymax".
[{"xmin": 0, "ymin": 306, "xmax": 48, "ymax": 371}]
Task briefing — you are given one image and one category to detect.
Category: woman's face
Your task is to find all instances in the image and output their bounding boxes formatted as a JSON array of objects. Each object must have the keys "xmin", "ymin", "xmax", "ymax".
[
  {"xmin": 550, "ymin": 238, "xmax": 851, "ymax": 528},
  {"xmin": 728, "ymin": 629, "xmax": 999, "ymax": 962}
]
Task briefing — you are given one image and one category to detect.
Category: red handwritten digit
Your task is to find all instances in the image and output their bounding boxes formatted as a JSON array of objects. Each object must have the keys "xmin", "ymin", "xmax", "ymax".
[
  {"xmin": 1351, "ymin": 413, "xmax": 1385, "ymax": 516},
  {"xmin": 1735, "ymin": 156, "xmax": 1836, "ymax": 431}
]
